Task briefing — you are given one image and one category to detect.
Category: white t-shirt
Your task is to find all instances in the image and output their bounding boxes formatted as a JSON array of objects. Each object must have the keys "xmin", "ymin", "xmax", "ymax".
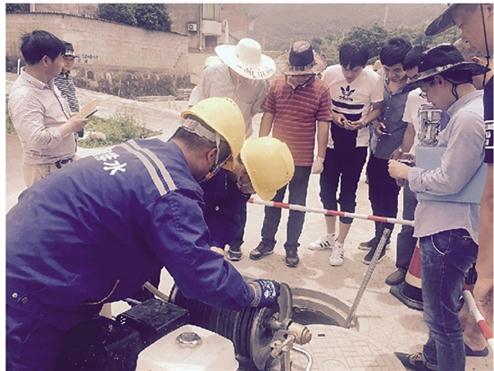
[
  {"xmin": 402, "ymin": 88, "xmax": 429, "ymax": 154},
  {"xmin": 321, "ymin": 65, "xmax": 384, "ymax": 148}
]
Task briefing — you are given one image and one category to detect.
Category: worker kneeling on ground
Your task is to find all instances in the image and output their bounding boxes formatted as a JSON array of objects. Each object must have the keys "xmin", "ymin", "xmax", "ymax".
[
  {"xmin": 6, "ymin": 97, "xmax": 282, "ymax": 371},
  {"xmin": 203, "ymin": 136, "xmax": 295, "ymax": 260}
]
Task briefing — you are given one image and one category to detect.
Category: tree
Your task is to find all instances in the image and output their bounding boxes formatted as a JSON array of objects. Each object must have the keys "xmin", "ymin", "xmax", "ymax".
[
  {"xmin": 342, "ymin": 24, "xmax": 389, "ymax": 62},
  {"xmin": 6, "ymin": 4, "xmax": 29, "ymax": 13},
  {"xmin": 97, "ymin": 4, "xmax": 137, "ymax": 27},
  {"xmin": 134, "ymin": 4, "xmax": 171, "ymax": 32},
  {"xmin": 97, "ymin": 4, "xmax": 172, "ymax": 32}
]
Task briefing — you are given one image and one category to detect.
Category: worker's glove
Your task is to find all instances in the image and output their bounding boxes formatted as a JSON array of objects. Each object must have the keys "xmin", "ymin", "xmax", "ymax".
[
  {"xmin": 311, "ymin": 156, "xmax": 325, "ymax": 174},
  {"xmin": 249, "ymin": 279, "xmax": 280, "ymax": 307}
]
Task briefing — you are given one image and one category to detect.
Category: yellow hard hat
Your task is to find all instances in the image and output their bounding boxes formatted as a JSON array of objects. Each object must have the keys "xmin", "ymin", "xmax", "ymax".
[
  {"xmin": 181, "ymin": 97, "xmax": 245, "ymax": 161},
  {"xmin": 240, "ymin": 137, "xmax": 295, "ymax": 201}
]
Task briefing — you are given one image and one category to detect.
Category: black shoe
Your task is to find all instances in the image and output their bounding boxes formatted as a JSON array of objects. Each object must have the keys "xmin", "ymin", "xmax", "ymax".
[
  {"xmin": 358, "ymin": 237, "xmax": 377, "ymax": 250},
  {"xmin": 285, "ymin": 249, "xmax": 299, "ymax": 268},
  {"xmin": 385, "ymin": 268, "xmax": 406, "ymax": 286},
  {"xmin": 363, "ymin": 245, "xmax": 386, "ymax": 265},
  {"xmin": 249, "ymin": 241, "xmax": 274, "ymax": 260},
  {"xmin": 394, "ymin": 352, "xmax": 436, "ymax": 370},
  {"xmin": 359, "ymin": 237, "xmax": 390, "ymax": 251},
  {"xmin": 227, "ymin": 244, "xmax": 242, "ymax": 261}
]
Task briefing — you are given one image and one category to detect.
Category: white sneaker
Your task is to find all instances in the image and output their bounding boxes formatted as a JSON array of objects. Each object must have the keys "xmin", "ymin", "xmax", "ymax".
[
  {"xmin": 329, "ymin": 242, "xmax": 344, "ymax": 266},
  {"xmin": 308, "ymin": 234, "xmax": 336, "ymax": 251}
]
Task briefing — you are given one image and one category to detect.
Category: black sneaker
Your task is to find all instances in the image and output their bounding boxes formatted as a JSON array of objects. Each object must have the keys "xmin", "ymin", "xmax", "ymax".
[
  {"xmin": 227, "ymin": 244, "xmax": 242, "ymax": 261},
  {"xmin": 358, "ymin": 237, "xmax": 390, "ymax": 251},
  {"xmin": 394, "ymin": 352, "xmax": 436, "ymax": 370},
  {"xmin": 363, "ymin": 245, "xmax": 386, "ymax": 265},
  {"xmin": 285, "ymin": 249, "xmax": 299, "ymax": 268},
  {"xmin": 385, "ymin": 268, "xmax": 406, "ymax": 286},
  {"xmin": 358, "ymin": 237, "xmax": 377, "ymax": 250},
  {"xmin": 249, "ymin": 241, "xmax": 275, "ymax": 260}
]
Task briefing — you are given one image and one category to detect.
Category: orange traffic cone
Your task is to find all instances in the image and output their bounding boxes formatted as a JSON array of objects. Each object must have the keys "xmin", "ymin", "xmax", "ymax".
[{"xmin": 390, "ymin": 244, "xmax": 423, "ymax": 311}]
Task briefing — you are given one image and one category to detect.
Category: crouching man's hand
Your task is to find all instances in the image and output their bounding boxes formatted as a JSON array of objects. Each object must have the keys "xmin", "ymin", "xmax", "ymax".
[{"xmin": 249, "ymin": 279, "xmax": 280, "ymax": 307}]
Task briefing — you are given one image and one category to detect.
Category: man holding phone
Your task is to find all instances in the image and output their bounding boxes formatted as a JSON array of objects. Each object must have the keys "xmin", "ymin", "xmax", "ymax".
[
  {"xmin": 309, "ymin": 42, "xmax": 383, "ymax": 266},
  {"xmin": 9, "ymin": 30, "xmax": 88, "ymax": 187},
  {"xmin": 361, "ymin": 37, "xmax": 412, "ymax": 264}
]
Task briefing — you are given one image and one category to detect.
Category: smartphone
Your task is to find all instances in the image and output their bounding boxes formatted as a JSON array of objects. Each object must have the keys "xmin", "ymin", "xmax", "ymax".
[
  {"xmin": 398, "ymin": 158, "xmax": 415, "ymax": 166},
  {"xmin": 84, "ymin": 109, "xmax": 98, "ymax": 119},
  {"xmin": 80, "ymin": 100, "xmax": 99, "ymax": 119},
  {"xmin": 380, "ymin": 125, "xmax": 391, "ymax": 136}
]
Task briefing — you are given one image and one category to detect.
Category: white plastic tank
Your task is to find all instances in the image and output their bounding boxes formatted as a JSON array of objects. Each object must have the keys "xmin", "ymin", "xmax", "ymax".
[{"xmin": 135, "ymin": 324, "xmax": 239, "ymax": 371}]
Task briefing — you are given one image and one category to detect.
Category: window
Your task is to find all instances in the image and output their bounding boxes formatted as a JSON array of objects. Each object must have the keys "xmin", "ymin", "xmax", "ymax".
[{"xmin": 202, "ymin": 4, "xmax": 216, "ymax": 20}]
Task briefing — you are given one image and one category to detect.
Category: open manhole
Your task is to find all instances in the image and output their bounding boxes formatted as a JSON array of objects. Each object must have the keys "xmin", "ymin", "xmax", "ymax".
[{"xmin": 291, "ymin": 287, "xmax": 357, "ymax": 328}]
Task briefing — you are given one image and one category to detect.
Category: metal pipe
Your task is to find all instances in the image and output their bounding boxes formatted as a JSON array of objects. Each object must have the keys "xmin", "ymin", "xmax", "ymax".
[
  {"xmin": 292, "ymin": 345, "xmax": 313, "ymax": 371},
  {"xmin": 344, "ymin": 228, "xmax": 392, "ymax": 328},
  {"xmin": 248, "ymin": 198, "xmax": 414, "ymax": 227},
  {"xmin": 463, "ymin": 290, "xmax": 494, "ymax": 351}
]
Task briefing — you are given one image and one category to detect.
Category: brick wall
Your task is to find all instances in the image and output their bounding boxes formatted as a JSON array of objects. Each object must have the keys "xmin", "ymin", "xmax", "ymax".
[{"xmin": 6, "ymin": 13, "xmax": 192, "ymax": 98}]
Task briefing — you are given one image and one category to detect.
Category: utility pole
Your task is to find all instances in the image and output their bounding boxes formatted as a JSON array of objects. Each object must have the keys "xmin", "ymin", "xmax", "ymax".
[{"xmin": 383, "ymin": 4, "xmax": 390, "ymax": 29}]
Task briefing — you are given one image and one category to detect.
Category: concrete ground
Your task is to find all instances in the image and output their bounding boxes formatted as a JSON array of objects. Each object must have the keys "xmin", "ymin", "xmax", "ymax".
[{"xmin": 5, "ymin": 76, "xmax": 492, "ymax": 370}]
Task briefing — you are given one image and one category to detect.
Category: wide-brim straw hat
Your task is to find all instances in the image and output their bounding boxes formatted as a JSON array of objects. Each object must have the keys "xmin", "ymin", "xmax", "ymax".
[
  {"xmin": 404, "ymin": 44, "xmax": 489, "ymax": 93},
  {"xmin": 278, "ymin": 40, "xmax": 326, "ymax": 76},
  {"xmin": 215, "ymin": 38, "xmax": 276, "ymax": 80}
]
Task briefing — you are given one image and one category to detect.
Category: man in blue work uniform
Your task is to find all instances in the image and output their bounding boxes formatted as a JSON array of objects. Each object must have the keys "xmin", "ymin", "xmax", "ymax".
[
  {"xmin": 203, "ymin": 136, "xmax": 295, "ymax": 252},
  {"xmin": 6, "ymin": 97, "xmax": 281, "ymax": 371}
]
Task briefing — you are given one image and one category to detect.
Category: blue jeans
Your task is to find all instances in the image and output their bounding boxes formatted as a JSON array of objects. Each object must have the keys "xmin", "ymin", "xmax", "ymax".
[{"xmin": 420, "ymin": 229, "xmax": 478, "ymax": 371}]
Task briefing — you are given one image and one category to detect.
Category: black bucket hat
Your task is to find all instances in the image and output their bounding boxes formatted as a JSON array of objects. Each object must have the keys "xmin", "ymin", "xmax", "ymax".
[
  {"xmin": 281, "ymin": 40, "xmax": 326, "ymax": 76},
  {"xmin": 404, "ymin": 44, "xmax": 489, "ymax": 92},
  {"xmin": 425, "ymin": 4, "xmax": 460, "ymax": 36}
]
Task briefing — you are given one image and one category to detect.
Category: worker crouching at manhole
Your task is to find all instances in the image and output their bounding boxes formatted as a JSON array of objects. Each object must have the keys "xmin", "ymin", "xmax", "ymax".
[
  {"xmin": 202, "ymin": 136, "xmax": 295, "ymax": 257},
  {"xmin": 6, "ymin": 97, "xmax": 290, "ymax": 371}
]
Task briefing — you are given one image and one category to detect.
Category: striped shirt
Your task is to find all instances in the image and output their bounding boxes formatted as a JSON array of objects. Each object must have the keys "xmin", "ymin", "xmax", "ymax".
[
  {"xmin": 54, "ymin": 72, "xmax": 80, "ymax": 113},
  {"xmin": 262, "ymin": 76, "xmax": 332, "ymax": 166}
]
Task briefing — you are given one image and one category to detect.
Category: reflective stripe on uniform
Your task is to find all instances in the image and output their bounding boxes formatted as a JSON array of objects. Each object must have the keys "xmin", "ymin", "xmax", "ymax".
[
  {"xmin": 120, "ymin": 142, "xmax": 168, "ymax": 196},
  {"xmin": 128, "ymin": 140, "xmax": 177, "ymax": 192}
]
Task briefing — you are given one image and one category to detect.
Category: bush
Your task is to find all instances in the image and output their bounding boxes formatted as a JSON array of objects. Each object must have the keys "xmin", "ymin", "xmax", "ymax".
[
  {"xmin": 78, "ymin": 114, "xmax": 161, "ymax": 148},
  {"xmin": 317, "ymin": 22, "xmax": 460, "ymax": 66}
]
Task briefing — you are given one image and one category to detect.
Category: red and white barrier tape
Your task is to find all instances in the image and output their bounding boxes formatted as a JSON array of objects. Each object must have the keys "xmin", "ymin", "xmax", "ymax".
[
  {"xmin": 248, "ymin": 198, "xmax": 415, "ymax": 227},
  {"xmin": 463, "ymin": 290, "xmax": 494, "ymax": 351}
]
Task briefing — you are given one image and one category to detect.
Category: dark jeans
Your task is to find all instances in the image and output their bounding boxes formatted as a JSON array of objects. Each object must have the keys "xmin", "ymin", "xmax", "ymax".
[
  {"xmin": 396, "ymin": 183, "xmax": 418, "ymax": 270},
  {"xmin": 420, "ymin": 229, "xmax": 478, "ymax": 371},
  {"xmin": 261, "ymin": 166, "xmax": 311, "ymax": 250},
  {"xmin": 367, "ymin": 152, "xmax": 401, "ymax": 238},
  {"xmin": 319, "ymin": 147, "xmax": 367, "ymax": 224},
  {"xmin": 230, "ymin": 201, "xmax": 247, "ymax": 248}
]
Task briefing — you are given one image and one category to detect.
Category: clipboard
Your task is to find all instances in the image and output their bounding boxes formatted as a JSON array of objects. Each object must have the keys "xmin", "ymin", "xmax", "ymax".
[
  {"xmin": 80, "ymin": 100, "xmax": 99, "ymax": 118},
  {"xmin": 415, "ymin": 145, "xmax": 486, "ymax": 204}
]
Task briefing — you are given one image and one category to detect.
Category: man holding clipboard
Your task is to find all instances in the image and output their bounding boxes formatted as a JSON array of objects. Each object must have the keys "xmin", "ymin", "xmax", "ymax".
[{"xmin": 389, "ymin": 44, "xmax": 488, "ymax": 371}]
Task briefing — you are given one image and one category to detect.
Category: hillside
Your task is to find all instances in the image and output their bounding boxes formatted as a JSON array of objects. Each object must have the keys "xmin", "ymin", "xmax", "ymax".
[{"xmin": 247, "ymin": 3, "xmax": 447, "ymax": 50}]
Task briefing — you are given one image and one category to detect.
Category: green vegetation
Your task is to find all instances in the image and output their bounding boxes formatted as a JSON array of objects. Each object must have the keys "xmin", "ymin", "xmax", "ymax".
[
  {"xmin": 97, "ymin": 4, "xmax": 172, "ymax": 32},
  {"xmin": 312, "ymin": 23, "xmax": 460, "ymax": 66},
  {"xmin": 5, "ymin": 100, "xmax": 160, "ymax": 148},
  {"xmin": 6, "ymin": 4, "xmax": 30, "ymax": 13},
  {"xmin": 78, "ymin": 114, "xmax": 161, "ymax": 148}
]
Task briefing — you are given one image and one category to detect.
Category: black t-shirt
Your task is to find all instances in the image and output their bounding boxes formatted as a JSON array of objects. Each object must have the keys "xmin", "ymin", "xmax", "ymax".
[{"xmin": 484, "ymin": 76, "xmax": 493, "ymax": 163}]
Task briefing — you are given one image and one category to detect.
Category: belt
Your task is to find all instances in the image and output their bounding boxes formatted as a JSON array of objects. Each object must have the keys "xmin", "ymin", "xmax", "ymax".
[{"xmin": 54, "ymin": 158, "xmax": 73, "ymax": 169}]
